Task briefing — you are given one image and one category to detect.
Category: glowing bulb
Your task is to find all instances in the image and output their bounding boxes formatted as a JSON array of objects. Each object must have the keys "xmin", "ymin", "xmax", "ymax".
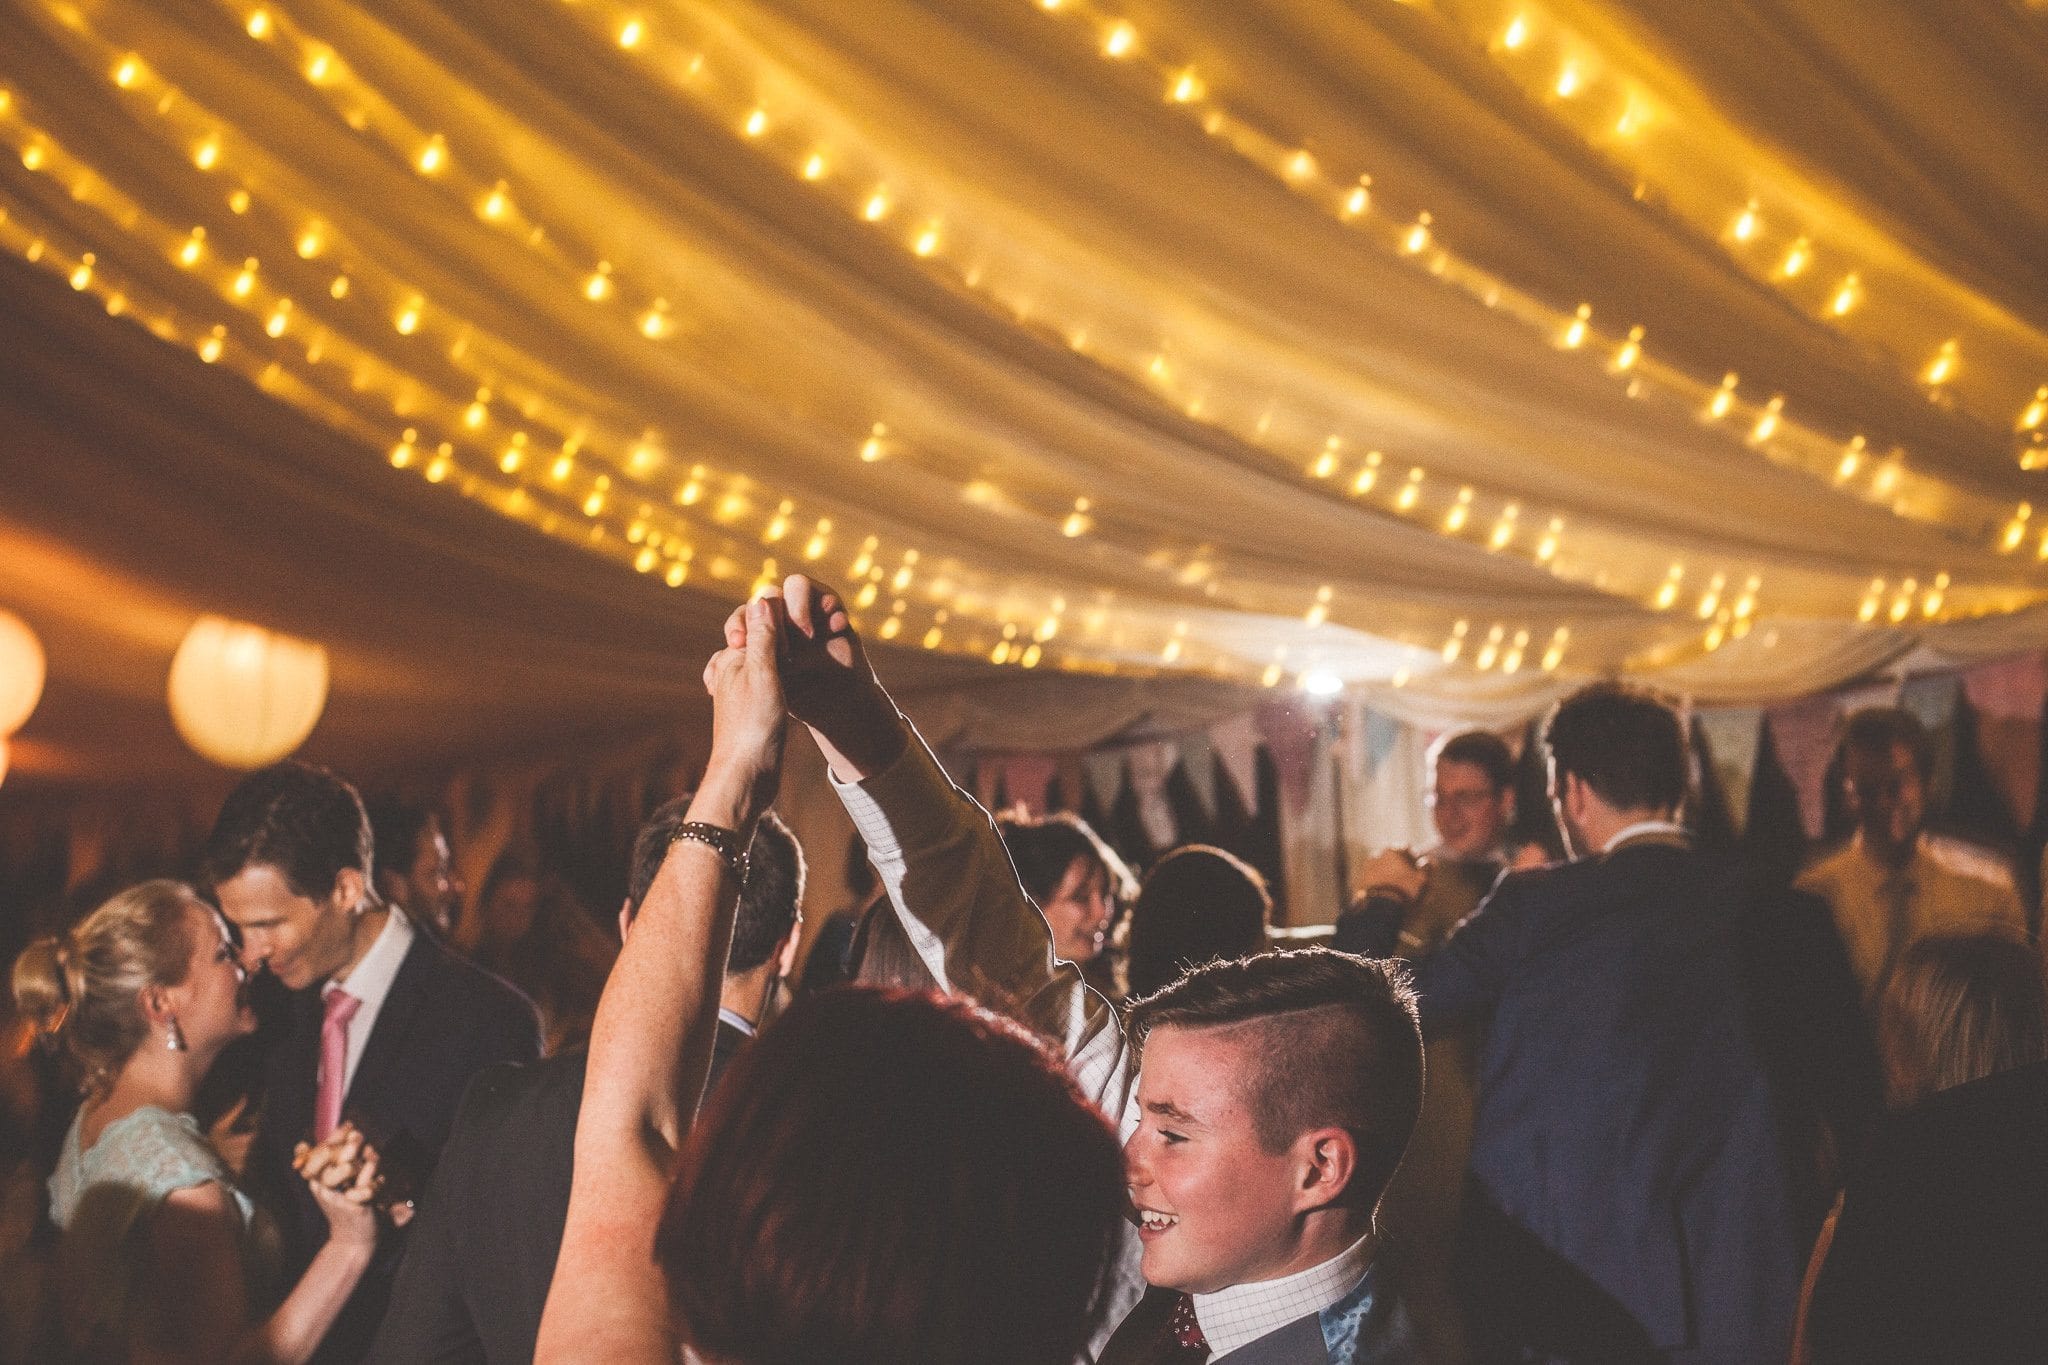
[
  {"xmin": 914, "ymin": 222, "xmax": 941, "ymax": 257},
  {"xmin": 1309, "ymin": 450, "xmax": 1337, "ymax": 479},
  {"xmin": 1352, "ymin": 454, "xmax": 1382, "ymax": 495},
  {"xmin": 395, "ymin": 299, "xmax": 422, "ymax": 335},
  {"xmin": 863, "ymin": 189, "xmax": 890, "ymax": 221},
  {"xmin": 246, "ymin": 9, "xmax": 272, "ymax": 38},
  {"xmin": 417, "ymin": 134, "xmax": 446, "ymax": 175},
  {"xmin": 464, "ymin": 390, "xmax": 489, "ymax": 429},
  {"xmin": 329, "ymin": 274, "xmax": 349, "ymax": 299},
  {"xmin": 1613, "ymin": 325, "xmax": 1643, "ymax": 372},
  {"xmin": 1343, "ymin": 177, "xmax": 1372, "ymax": 218},
  {"xmin": 640, "ymin": 300, "xmax": 671, "ymax": 338},
  {"xmin": 1284, "ymin": 149, "xmax": 1316, "ymax": 182},
  {"xmin": 1103, "ymin": 22, "xmax": 1136, "ymax": 57},
  {"xmin": 666, "ymin": 562, "xmax": 689, "ymax": 587},
  {"xmin": 1555, "ymin": 63, "xmax": 1580, "ymax": 98},
  {"xmin": 1924, "ymin": 339, "xmax": 1958, "ymax": 386},
  {"xmin": 194, "ymin": 137, "xmax": 221, "ymax": 171},
  {"xmin": 1489, "ymin": 505, "xmax": 1519, "ymax": 550},
  {"xmin": 20, "ymin": 143, "xmax": 44, "ymax": 171},
  {"xmin": 499, "ymin": 436, "xmax": 526, "ymax": 473},
  {"xmin": 1536, "ymin": 519, "xmax": 1561, "ymax": 563},
  {"xmin": 860, "ymin": 422, "xmax": 887, "ymax": 462},
  {"xmin": 1502, "ymin": 14, "xmax": 1529, "ymax": 49},
  {"xmin": 1730, "ymin": 200, "xmax": 1759, "ymax": 242},
  {"xmin": 296, "ymin": 225, "xmax": 324, "ymax": 258},
  {"xmin": 2019, "ymin": 387, "xmax": 2047, "ymax": 432},
  {"xmin": 584, "ymin": 262, "xmax": 613, "ymax": 301},
  {"xmin": 1445, "ymin": 487, "xmax": 1474, "ymax": 532},
  {"xmin": 265, "ymin": 301, "xmax": 291, "ymax": 337},
  {"xmin": 114, "ymin": 57, "xmax": 141, "ymax": 87},
  {"xmin": 1170, "ymin": 69, "xmax": 1203, "ymax": 102},
  {"xmin": 1562, "ymin": 303, "xmax": 1590, "ymax": 349},
  {"xmin": 743, "ymin": 108, "xmax": 768, "ymax": 138},
  {"xmin": 923, "ymin": 625, "xmax": 944, "ymax": 649},
  {"xmin": 480, "ymin": 182, "xmax": 509, "ymax": 221},
  {"xmin": 802, "ymin": 153, "xmax": 827, "ymax": 181},
  {"xmin": 1707, "ymin": 372, "xmax": 1738, "ymax": 420},
  {"xmin": 69, "ymin": 254, "xmax": 93, "ymax": 290},
  {"xmin": 618, "ymin": 17, "xmax": 643, "ymax": 48},
  {"xmin": 1780, "ymin": 236, "xmax": 1811, "ymax": 277},
  {"xmin": 1541, "ymin": 629, "xmax": 1569, "ymax": 671},
  {"xmin": 390, "ymin": 429, "xmax": 417, "ymax": 467},
  {"xmin": 1836, "ymin": 434, "xmax": 1866, "ymax": 481},
  {"xmin": 1395, "ymin": 469, "xmax": 1423, "ymax": 510},
  {"xmin": 1062, "ymin": 497, "xmax": 1092, "ymax": 538},
  {"xmin": 305, "ymin": 49, "xmax": 331, "ymax": 82},
  {"xmin": 1403, "ymin": 212, "xmax": 1432, "ymax": 254},
  {"xmin": 1830, "ymin": 273, "xmax": 1860, "ymax": 316},
  {"xmin": 425, "ymin": 449, "xmax": 452, "ymax": 483},
  {"xmin": 231, "ymin": 258, "xmax": 257, "ymax": 298},
  {"xmin": 1301, "ymin": 670, "xmax": 1343, "ymax": 697},
  {"xmin": 2001, "ymin": 504, "xmax": 2031, "ymax": 552},
  {"xmin": 1751, "ymin": 395, "xmax": 1784, "ymax": 444}
]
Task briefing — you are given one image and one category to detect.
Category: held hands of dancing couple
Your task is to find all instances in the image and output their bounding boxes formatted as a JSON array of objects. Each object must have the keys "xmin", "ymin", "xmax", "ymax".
[{"xmin": 290, "ymin": 1120, "xmax": 409, "ymax": 1232}]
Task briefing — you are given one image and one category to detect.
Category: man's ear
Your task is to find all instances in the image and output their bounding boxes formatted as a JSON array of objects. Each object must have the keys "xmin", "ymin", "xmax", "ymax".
[
  {"xmin": 618, "ymin": 901, "xmax": 634, "ymax": 943},
  {"xmin": 1291, "ymin": 1126, "xmax": 1359, "ymax": 1215},
  {"xmin": 331, "ymin": 867, "xmax": 368, "ymax": 916}
]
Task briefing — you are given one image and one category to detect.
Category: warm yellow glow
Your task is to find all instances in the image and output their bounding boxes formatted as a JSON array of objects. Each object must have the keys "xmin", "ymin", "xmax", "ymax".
[
  {"xmin": 395, "ymin": 299, "xmax": 422, "ymax": 335},
  {"xmin": 1654, "ymin": 566, "xmax": 1681, "ymax": 611},
  {"xmin": 198, "ymin": 327, "xmax": 225, "ymax": 363},
  {"xmin": 114, "ymin": 56, "xmax": 141, "ymax": 88},
  {"xmin": 744, "ymin": 108, "xmax": 768, "ymax": 138},
  {"xmin": 2001, "ymin": 503, "xmax": 2031, "ymax": 552},
  {"xmin": 1779, "ymin": 237, "xmax": 1810, "ymax": 277},
  {"xmin": 424, "ymin": 448, "xmax": 452, "ymax": 483},
  {"xmin": 1541, "ymin": 628, "xmax": 1569, "ymax": 672},
  {"xmin": 914, "ymin": 222, "xmax": 941, "ymax": 257},
  {"xmin": 640, "ymin": 299, "xmax": 670, "ymax": 338},
  {"xmin": 305, "ymin": 49, "xmax": 332, "ymax": 82},
  {"xmin": 1613, "ymin": 325, "xmax": 1643, "ymax": 372},
  {"xmin": 1285, "ymin": 149, "xmax": 1316, "ymax": 182},
  {"xmin": 1751, "ymin": 395, "xmax": 1783, "ymax": 444},
  {"xmin": 1562, "ymin": 303, "xmax": 1590, "ymax": 349},
  {"xmin": 1062, "ymin": 496, "xmax": 1093, "ymax": 538},
  {"xmin": 583, "ymin": 489, "xmax": 606, "ymax": 517},
  {"xmin": 618, "ymin": 17, "xmax": 644, "ymax": 49},
  {"xmin": 1104, "ymin": 22, "xmax": 1136, "ymax": 58},
  {"xmin": 231, "ymin": 258, "xmax": 257, "ymax": 298},
  {"xmin": 1555, "ymin": 63, "xmax": 1581, "ymax": 98},
  {"xmin": 1352, "ymin": 452, "xmax": 1382, "ymax": 494},
  {"xmin": 1730, "ymin": 200, "xmax": 1759, "ymax": 242},
  {"xmin": 168, "ymin": 616, "xmax": 329, "ymax": 768},
  {"xmin": 1536, "ymin": 518, "xmax": 1562, "ymax": 562},
  {"xmin": 2020, "ymin": 387, "xmax": 2048, "ymax": 431},
  {"xmin": 1503, "ymin": 14, "xmax": 1529, "ymax": 49},
  {"xmin": 1489, "ymin": 505, "xmax": 1519, "ymax": 550},
  {"xmin": 390, "ymin": 429, "xmax": 417, "ymax": 467},
  {"xmin": 329, "ymin": 274, "xmax": 349, "ymax": 299},
  {"xmin": 464, "ymin": 391, "xmax": 489, "ymax": 428},
  {"xmin": 1872, "ymin": 460, "xmax": 1901, "ymax": 496},
  {"xmin": 1923, "ymin": 339, "xmax": 1957, "ymax": 386},
  {"xmin": 863, "ymin": 189, "xmax": 890, "ymax": 221},
  {"xmin": 1395, "ymin": 469, "xmax": 1422, "ymax": 510},
  {"xmin": 1613, "ymin": 100, "xmax": 1642, "ymax": 137},
  {"xmin": 1309, "ymin": 450, "xmax": 1337, "ymax": 479},
  {"xmin": 21, "ymin": 143, "xmax": 46, "ymax": 171},
  {"xmin": 1830, "ymin": 273, "xmax": 1860, "ymax": 316},
  {"xmin": 295, "ymin": 224, "xmax": 324, "ymax": 258},
  {"xmin": 1343, "ymin": 177, "xmax": 1372, "ymax": 218},
  {"xmin": 802, "ymin": 152, "xmax": 828, "ymax": 180},
  {"xmin": 860, "ymin": 421, "xmax": 887, "ymax": 462},
  {"xmin": 584, "ymin": 262, "xmax": 613, "ymax": 301},
  {"xmin": 265, "ymin": 301, "xmax": 291, "ymax": 337},
  {"xmin": 677, "ymin": 475, "xmax": 703, "ymax": 505},
  {"xmin": 194, "ymin": 137, "xmax": 221, "ymax": 171},
  {"xmin": 68, "ymin": 254, "xmax": 93, "ymax": 290},
  {"xmin": 499, "ymin": 436, "xmax": 525, "ymax": 473},
  {"xmin": 417, "ymin": 133, "xmax": 447, "ymax": 175},
  {"xmin": 1170, "ymin": 70, "xmax": 1204, "ymax": 103},
  {"xmin": 1707, "ymin": 372, "xmax": 1737, "ymax": 419},
  {"xmin": 1697, "ymin": 572, "xmax": 1725, "ymax": 619},
  {"xmin": 480, "ymin": 182, "xmax": 509, "ymax": 220},
  {"xmin": 1834, "ymin": 434, "xmax": 1866, "ymax": 482},
  {"xmin": 1404, "ymin": 212, "xmax": 1432, "ymax": 254},
  {"xmin": 1445, "ymin": 487, "xmax": 1473, "ymax": 532}
]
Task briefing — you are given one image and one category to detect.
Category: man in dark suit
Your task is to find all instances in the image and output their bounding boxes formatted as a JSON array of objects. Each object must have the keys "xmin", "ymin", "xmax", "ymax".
[
  {"xmin": 1408, "ymin": 683, "xmax": 1806, "ymax": 1364},
  {"xmin": 206, "ymin": 761, "xmax": 542, "ymax": 1365},
  {"xmin": 366, "ymin": 799, "xmax": 805, "ymax": 1364}
]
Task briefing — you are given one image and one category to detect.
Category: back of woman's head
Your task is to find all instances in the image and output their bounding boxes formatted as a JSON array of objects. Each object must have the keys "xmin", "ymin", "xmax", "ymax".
[
  {"xmin": 11, "ymin": 880, "xmax": 198, "ymax": 1095},
  {"xmin": 659, "ymin": 987, "xmax": 1125, "ymax": 1365},
  {"xmin": 1125, "ymin": 844, "xmax": 1272, "ymax": 999},
  {"xmin": 1881, "ymin": 931, "xmax": 2048, "ymax": 1108}
]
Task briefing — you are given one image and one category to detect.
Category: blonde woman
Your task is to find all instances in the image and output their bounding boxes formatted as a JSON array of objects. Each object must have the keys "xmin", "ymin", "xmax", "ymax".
[{"xmin": 13, "ymin": 880, "xmax": 392, "ymax": 1363}]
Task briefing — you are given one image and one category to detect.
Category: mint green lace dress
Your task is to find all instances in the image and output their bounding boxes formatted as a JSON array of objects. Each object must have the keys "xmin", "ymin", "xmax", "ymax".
[{"xmin": 45, "ymin": 1105, "xmax": 265, "ymax": 1363}]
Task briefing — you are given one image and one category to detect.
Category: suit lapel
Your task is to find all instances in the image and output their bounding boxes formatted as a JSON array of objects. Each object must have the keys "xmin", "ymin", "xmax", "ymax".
[{"xmin": 343, "ymin": 934, "xmax": 433, "ymax": 1119}]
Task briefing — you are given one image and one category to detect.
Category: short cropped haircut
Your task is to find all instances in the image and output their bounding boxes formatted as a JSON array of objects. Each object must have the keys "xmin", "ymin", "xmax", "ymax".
[
  {"xmin": 1841, "ymin": 707, "xmax": 1934, "ymax": 783},
  {"xmin": 997, "ymin": 810, "xmax": 1136, "ymax": 907},
  {"xmin": 1543, "ymin": 682, "xmax": 1687, "ymax": 814},
  {"xmin": 1128, "ymin": 948, "xmax": 1423, "ymax": 1213},
  {"xmin": 661, "ymin": 988, "xmax": 1125, "ymax": 1365},
  {"xmin": 626, "ymin": 797, "xmax": 804, "ymax": 974},
  {"xmin": 1124, "ymin": 844, "xmax": 1271, "ymax": 999},
  {"xmin": 203, "ymin": 760, "xmax": 373, "ymax": 901},
  {"xmin": 1432, "ymin": 730, "xmax": 1515, "ymax": 792}
]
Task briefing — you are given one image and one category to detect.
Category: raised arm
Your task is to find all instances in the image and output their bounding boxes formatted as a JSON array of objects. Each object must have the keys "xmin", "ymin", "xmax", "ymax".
[
  {"xmin": 536, "ymin": 597, "xmax": 787, "ymax": 1364},
  {"xmin": 759, "ymin": 576, "xmax": 1134, "ymax": 1121}
]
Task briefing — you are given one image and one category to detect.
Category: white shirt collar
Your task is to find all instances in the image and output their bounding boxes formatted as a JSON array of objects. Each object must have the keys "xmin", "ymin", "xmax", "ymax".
[
  {"xmin": 1191, "ymin": 1231, "xmax": 1375, "ymax": 1357},
  {"xmin": 1602, "ymin": 819, "xmax": 1688, "ymax": 853},
  {"xmin": 716, "ymin": 1006, "xmax": 757, "ymax": 1038},
  {"xmin": 323, "ymin": 906, "xmax": 415, "ymax": 1095}
]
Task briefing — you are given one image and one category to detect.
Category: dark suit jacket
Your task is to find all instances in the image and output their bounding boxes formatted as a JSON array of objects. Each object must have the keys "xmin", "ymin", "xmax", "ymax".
[
  {"xmin": 1411, "ymin": 841, "xmax": 1806, "ymax": 1364},
  {"xmin": 248, "ymin": 928, "xmax": 540, "ymax": 1364},
  {"xmin": 1806, "ymin": 1059, "xmax": 2048, "ymax": 1364},
  {"xmin": 368, "ymin": 1017, "xmax": 752, "ymax": 1363}
]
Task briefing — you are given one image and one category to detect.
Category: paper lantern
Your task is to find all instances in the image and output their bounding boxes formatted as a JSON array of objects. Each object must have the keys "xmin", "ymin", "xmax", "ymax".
[
  {"xmin": 0, "ymin": 609, "xmax": 46, "ymax": 735},
  {"xmin": 167, "ymin": 616, "xmax": 329, "ymax": 768}
]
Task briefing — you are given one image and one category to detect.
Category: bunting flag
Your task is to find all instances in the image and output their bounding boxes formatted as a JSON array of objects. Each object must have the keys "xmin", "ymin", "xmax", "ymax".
[
  {"xmin": 1361, "ymin": 706, "xmax": 1405, "ymax": 781},
  {"xmin": 1963, "ymin": 654, "xmax": 2048, "ymax": 832},
  {"xmin": 1178, "ymin": 730, "xmax": 1221, "ymax": 821},
  {"xmin": 1001, "ymin": 754, "xmax": 1057, "ymax": 818},
  {"xmin": 1256, "ymin": 700, "xmax": 1326, "ymax": 817},
  {"xmin": 1083, "ymin": 749, "xmax": 1128, "ymax": 814},
  {"xmin": 1695, "ymin": 707, "xmax": 1765, "ymax": 835},
  {"xmin": 1209, "ymin": 712, "xmax": 1263, "ymax": 817},
  {"xmin": 1126, "ymin": 740, "xmax": 1181, "ymax": 849},
  {"xmin": 1767, "ymin": 694, "xmax": 1843, "ymax": 840}
]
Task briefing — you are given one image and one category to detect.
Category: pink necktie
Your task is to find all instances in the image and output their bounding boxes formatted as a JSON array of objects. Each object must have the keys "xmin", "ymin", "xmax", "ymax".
[{"xmin": 315, "ymin": 988, "xmax": 361, "ymax": 1141}]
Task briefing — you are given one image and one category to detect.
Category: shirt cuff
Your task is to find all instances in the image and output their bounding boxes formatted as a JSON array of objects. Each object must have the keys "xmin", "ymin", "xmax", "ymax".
[{"xmin": 828, "ymin": 719, "xmax": 976, "ymax": 861}]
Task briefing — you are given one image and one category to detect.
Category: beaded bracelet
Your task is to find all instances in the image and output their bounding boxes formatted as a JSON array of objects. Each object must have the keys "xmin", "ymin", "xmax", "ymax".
[{"xmin": 669, "ymin": 821, "xmax": 749, "ymax": 882}]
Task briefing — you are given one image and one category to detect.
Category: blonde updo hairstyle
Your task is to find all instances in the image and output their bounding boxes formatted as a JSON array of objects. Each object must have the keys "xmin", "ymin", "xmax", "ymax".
[{"xmin": 11, "ymin": 880, "xmax": 202, "ymax": 1096}]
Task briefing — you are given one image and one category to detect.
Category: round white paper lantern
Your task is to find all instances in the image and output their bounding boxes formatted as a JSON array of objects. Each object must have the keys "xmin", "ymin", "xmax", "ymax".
[
  {"xmin": 0, "ymin": 609, "xmax": 46, "ymax": 736},
  {"xmin": 167, "ymin": 616, "xmax": 330, "ymax": 769}
]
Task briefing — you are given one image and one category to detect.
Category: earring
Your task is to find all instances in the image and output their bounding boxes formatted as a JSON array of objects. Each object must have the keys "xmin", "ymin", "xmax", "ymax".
[{"xmin": 164, "ymin": 1019, "xmax": 186, "ymax": 1052}]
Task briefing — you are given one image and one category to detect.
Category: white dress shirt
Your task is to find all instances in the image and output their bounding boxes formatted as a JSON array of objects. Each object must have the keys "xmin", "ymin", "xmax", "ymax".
[
  {"xmin": 1193, "ymin": 1231, "xmax": 1376, "ymax": 1357},
  {"xmin": 324, "ymin": 905, "xmax": 415, "ymax": 1096}
]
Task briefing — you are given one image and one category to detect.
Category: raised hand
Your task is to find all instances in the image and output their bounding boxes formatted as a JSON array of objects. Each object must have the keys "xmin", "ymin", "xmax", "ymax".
[
  {"xmin": 698, "ymin": 595, "xmax": 790, "ymax": 826},
  {"xmin": 292, "ymin": 1122, "xmax": 391, "ymax": 1243},
  {"xmin": 723, "ymin": 575, "xmax": 906, "ymax": 781}
]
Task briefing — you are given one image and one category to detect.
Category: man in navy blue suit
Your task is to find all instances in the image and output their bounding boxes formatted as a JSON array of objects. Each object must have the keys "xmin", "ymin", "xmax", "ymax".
[{"xmin": 1409, "ymin": 684, "xmax": 1804, "ymax": 1364}]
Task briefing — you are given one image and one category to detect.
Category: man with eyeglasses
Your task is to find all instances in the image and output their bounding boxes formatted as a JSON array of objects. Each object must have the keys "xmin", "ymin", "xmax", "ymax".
[{"xmin": 1333, "ymin": 729, "xmax": 1516, "ymax": 1365}]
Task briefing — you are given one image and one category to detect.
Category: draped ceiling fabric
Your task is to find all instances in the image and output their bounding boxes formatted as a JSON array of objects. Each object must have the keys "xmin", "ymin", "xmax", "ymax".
[{"xmin": 2, "ymin": 0, "xmax": 2048, "ymax": 791}]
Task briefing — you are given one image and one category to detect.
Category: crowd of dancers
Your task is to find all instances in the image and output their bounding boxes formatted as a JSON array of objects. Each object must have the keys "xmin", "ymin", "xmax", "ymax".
[{"xmin": 7, "ymin": 573, "xmax": 2048, "ymax": 1364}]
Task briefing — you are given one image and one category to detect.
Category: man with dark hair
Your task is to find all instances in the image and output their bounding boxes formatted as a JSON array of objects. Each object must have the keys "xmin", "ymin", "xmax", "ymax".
[
  {"xmin": 363, "ymin": 795, "xmax": 463, "ymax": 941},
  {"xmin": 749, "ymin": 574, "xmax": 1425, "ymax": 1363},
  {"xmin": 1406, "ymin": 683, "xmax": 1805, "ymax": 1364},
  {"xmin": 368, "ymin": 795, "xmax": 805, "ymax": 1364},
  {"xmin": 1333, "ymin": 726, "xmax": 1516, "ymax": 1364},
  {"xmin": 207, "ymin": 761, "xmax": 540, "ymax": 1365},
  {"xmin": 1797, "ymin": 706, "xmax": 2023, "ymax": 1006}
]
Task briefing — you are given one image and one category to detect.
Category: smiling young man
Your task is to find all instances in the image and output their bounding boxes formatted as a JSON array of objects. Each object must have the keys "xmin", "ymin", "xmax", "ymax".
[
  {"xmin": 205, "ymin": 760, "xmax": 539, "ymax": 1364},
  {"xmin": 739, "ymin": 573, "xmax": 1425, "ymax": 1363}
]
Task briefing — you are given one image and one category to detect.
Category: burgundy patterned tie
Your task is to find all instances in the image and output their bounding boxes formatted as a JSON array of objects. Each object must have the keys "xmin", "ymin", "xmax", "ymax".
[{"xmin": 1167, "ymin": 1293, "xmax": 1210, "ymax": 1362}]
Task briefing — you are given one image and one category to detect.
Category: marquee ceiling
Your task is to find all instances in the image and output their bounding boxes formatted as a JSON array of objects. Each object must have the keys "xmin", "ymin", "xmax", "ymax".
[{"xmin": 3, "ymin": 0, "xmax": 2047, "ymax": 788}]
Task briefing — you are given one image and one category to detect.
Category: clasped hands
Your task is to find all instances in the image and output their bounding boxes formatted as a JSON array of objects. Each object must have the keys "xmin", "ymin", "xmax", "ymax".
[{"xmin": 292, "ymin": 1121, "xmax": 411, "ymax": 1241}]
